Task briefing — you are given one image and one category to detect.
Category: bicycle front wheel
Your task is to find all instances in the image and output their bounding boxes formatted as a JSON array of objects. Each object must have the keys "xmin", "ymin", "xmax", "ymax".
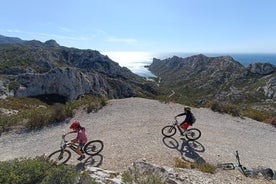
[
  {"xmin": 48, "ymin": 149, "xmax": 71, "ymax": 165},
  {"xmin": 185, "ymin": 128, "xmax": 201, "ymax": 140},
  {"xmin": 84, "ymin": 140, "xmax": 104, "ymax": 156},
  {"xmin": 162, "ymin": 125, "xmax": 176, "ymax": 137}
]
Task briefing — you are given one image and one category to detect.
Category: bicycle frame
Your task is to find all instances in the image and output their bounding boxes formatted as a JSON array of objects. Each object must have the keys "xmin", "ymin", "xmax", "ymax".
[
  {"xmin": 174, "ymin": 119, "xmax": 188, "ymax": 135},
  {"xmin": 60, "ymin": 137, "xmax": 82, "ymax": 155},
  {"xmin": 235, "ymin": 151, "xmax": 250, "ymax": 176},
  {"xmin": 218, "ymin": 151, "xmax": 252, "ymax": 177}
]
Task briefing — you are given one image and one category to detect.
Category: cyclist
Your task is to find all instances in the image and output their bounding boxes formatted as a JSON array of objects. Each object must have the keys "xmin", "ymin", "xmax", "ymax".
[
  {"xmin": 63, "ymin": 121, "xmax": 88, "ymax": 161},
  {"xmin": 175, "ymin": 107, "xmax": 195, "ymax": 135}
]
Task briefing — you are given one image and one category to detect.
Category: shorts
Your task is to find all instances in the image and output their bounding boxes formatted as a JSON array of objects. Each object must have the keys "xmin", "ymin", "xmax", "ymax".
[
  {"xmin": 180, "ymin": 122, "xmax": 192, "ymax": 130},
  {"xmin": 79, "ymin": 142, "xmax": 85, "ymax": 147}
]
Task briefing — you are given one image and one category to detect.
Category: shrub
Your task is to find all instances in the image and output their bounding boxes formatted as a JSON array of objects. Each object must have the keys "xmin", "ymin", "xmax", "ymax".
[
  {"xmin": 24, "ymin": 108, "xmax": 54, "ymax": 129},
  {"xmin": 206, "ymin": 101, "xmax": 240, "ymax": 117},
  {"xmin": 194, "ymin": 162, "xmax": 216, "ymax": 174},
  {"xmin": 243, "ymin": 109, "xmax": 268, "ymax": 122},
  {"xmin": 50, "ymin": 103, "xmax": 68, "ymax": 122},
  {"xmin": 8, "ymin": 81, "xmax": 20, "ymax": 91},
  {"xmin": 121, "ymin": 170, "xmax": 165, "ymax": 184},
  {"xmin": 0, "ymin": 156, "xmax": 80, "ymax": 184},
  {"xmin": 0, "ymin": 95, "xmax": 107, "ymax": 133},
  {"xmin": 266, "ymin": 116, "xmax": 276, "ymax": 127},
  {"xmin": 174, "ymin": 157, "xmax": 192, "ymax": 169},
  {"xmin": 174, "ymin": 157, "xmax": 216, "ymax": 174}
]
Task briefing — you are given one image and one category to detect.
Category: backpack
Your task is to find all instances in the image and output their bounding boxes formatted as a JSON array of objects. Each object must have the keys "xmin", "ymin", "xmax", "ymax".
[{"xmin": 191, "ymin": 113, "xmax": 196, "ymax": 124}]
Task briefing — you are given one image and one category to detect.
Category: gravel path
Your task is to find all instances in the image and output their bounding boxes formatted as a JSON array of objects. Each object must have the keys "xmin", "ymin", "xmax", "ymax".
[{"xmin": 0, "ymin": 97, "xmax": 275, "ymax": 174}]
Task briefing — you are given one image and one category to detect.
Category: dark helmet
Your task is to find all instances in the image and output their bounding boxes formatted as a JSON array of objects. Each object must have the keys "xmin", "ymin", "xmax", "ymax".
[
  {"xmin": 70, "ymin": 121, "xmax": 80, "ymax": 129},
  {"xmin": 184, "ymin": 107, "xmax": 191, "ymax": 111}
]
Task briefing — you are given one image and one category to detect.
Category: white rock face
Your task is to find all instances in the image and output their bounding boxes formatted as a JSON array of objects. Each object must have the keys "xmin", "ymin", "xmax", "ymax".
[{"xmin": 15, "ymin": 67, "xmax": 108, "ymax": 100}]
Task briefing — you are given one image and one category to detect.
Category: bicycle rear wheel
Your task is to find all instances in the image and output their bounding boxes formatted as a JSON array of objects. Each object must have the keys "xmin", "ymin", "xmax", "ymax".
[
  {"xmin": 162, "ymin": 125, "xmax": 176, "ymax": 137},
  {"xmin": 185, "ymin": 128, "xmax": 201, "ymax": 140},
  {"xmin": 83, "ymin": 140, "xmax": 104, "ymax": 156},
  {"xmin": 217, "ymin": 163, "xmax": 235, "ymax": 170},
  {"xmin": 48, "ymin": 149, "xmax": 71, "ymax": 165}
]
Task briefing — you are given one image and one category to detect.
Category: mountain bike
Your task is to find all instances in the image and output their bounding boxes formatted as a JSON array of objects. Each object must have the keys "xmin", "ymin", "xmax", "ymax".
[
  {"xmin": 48, "ymin": 136, "xmax": 104, "ymax": 165},
  {"xmin": 161, "ymin": 118, "xmax": 201, "ymax": 140},
  {"xmin": 217, "ymin": 150, "xmax": 253, "ymax": 177}
]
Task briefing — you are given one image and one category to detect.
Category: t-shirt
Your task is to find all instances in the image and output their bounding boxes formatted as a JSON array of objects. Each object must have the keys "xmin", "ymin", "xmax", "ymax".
[{"xmin": 77, "ymin": 128, "xmax": 88, "ymax": 144}]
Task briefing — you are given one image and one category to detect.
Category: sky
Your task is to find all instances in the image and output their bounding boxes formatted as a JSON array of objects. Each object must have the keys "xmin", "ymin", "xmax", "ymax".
[{"xmin": 1, "ymin": 0, "xmax": 276, "ymax": 55}]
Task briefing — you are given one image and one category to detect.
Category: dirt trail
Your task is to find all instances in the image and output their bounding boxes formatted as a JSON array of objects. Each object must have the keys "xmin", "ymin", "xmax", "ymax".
[{"xmin": 0, "ymin": 97, "xmax": 275, "ymax": 173}]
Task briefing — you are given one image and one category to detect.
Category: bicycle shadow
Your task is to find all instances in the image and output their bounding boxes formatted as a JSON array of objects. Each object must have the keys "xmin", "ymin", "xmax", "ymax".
[
  {"xmin": 76, "ymin": 154, "xmax": 104, "ymax": 170},
  {"xmin": 162, "ymin": 136, "xmax": 206, "ymax": 164}
]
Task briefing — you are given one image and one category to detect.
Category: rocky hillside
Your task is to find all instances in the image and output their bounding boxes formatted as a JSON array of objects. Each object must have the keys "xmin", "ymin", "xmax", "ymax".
[
  {"xmin": 0, "ymin": 35, "xmax": 158, "ymax": 101},
  {"xmin": 148, "ymin": 54, "xmax": 275, "ymax": 115}
]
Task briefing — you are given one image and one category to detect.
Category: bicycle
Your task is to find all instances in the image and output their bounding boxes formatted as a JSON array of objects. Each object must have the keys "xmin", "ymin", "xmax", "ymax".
[
  {"xmin": 48, "ymin": 136, "xmax": 104, "ymax": 165},
  {"xmin": 161, "ymin": 118, "xmax": 201, "ymax": 140},
  {"xmin": 217, "ymin": 150, "xmax": 253, "ymax": 177}
]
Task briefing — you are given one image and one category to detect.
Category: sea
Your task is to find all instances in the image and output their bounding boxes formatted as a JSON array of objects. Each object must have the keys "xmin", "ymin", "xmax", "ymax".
[{"xmin": 103, "ymin": 52, "xmax": 276, "ymax": 77}]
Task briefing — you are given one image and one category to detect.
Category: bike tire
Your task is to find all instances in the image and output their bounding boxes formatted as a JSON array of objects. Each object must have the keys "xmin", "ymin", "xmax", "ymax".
[
  {"xmin": 185, "ymin": 128, "xmax": 201, "ymax": 140},
  {"xmin": 162, "ymin": 125, "xmax": 176, "ymax": 137},
  {"xmin": 84, "ymin": 140, "xmax": 104, "ymax": 156},
  {"xmin": 217, "ymin": 163, "xmax": 235, "ymax": 170},
  {"xmin": 48, "ymin": 149, "xmax": 71, "ymax": 165}
]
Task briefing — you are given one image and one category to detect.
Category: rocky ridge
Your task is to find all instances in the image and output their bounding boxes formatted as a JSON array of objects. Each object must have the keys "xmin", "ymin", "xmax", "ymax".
[
  {"xmin": 149, "ymin": 54, "xmax": 276, "ymax": 113},
  {"xmin": 0, "ymin": 35, "xmax": 158, "ymax": 101}
]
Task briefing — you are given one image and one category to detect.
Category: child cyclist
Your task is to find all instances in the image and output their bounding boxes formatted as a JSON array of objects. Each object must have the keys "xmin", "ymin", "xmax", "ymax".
[
  {"xmin": 175, "ymin": 107, "xmax": 195, "ymax": 135},
  {"xmin": 63, "ymin": 121, "xmax": 87, "ymax": 161}
]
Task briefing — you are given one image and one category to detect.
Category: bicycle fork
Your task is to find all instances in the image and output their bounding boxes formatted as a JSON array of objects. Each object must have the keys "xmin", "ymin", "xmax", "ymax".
[{"xmin": 58, "ymin": 146, "xmax": 66, "ymax": 160}]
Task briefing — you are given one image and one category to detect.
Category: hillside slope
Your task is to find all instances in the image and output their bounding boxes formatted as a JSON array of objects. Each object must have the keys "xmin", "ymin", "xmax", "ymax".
[
  {"xmin": 0, "ymin": 35, "xmax": 159, "ymax": 101},
  {"xmin": 148, "ymin": 54, "xmax": 276, "ymax": 116},
  {"xmin": 0, "ymin": 98, "xmax": 275, "ymax": 174}
]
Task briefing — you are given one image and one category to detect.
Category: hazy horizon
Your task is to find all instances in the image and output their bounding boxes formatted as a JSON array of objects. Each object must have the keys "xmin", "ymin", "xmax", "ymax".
[{"xmin": 103, "ymin": 51, "xmax": 276, "ymax": 77}]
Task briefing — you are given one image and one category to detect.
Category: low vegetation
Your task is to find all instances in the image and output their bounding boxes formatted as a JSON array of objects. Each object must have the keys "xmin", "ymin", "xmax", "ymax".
[
  {"xmin": 174, "ymin": 157, "xmax": 217, "ymax": 174},
  {"xmin": 0, "ymin": 95, "xmax": 107, "ymax": 134},
  {"xmin": 0, "ymin": 156, "xmax": 98, "ymax": 184},
  {"xmin": 121, "ymin": 170, "xmax": 165, "ymax": 184}
]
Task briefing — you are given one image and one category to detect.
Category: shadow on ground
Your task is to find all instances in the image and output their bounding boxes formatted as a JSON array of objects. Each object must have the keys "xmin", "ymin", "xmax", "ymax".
[
  {"xmin": 76, "ymin": 154, "xmax": 103, "ymax": 170},
  {"xmin": 162, "ymin": 136, "xmax": 205, "ymax": 164}
]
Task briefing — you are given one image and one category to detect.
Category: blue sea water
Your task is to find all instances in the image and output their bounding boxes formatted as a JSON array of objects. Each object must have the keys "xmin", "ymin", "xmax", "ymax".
[{"xmin": 105, "ymin": 52, "xmax": 276, "ymax": 77}]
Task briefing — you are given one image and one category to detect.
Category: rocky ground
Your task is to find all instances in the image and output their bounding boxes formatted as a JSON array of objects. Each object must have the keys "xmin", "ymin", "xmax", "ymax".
[{"xmin": 0, "ymin": 97, "xmax": 275, "ymax": 183}]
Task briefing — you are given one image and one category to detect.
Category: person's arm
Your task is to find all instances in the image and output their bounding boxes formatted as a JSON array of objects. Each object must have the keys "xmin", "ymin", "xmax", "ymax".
[
  {"xmin": 63, "ymin": 130, "xmax": 76, "ymax": 137},
  {"xmin": 175, "ymin": 113, "xmax": 186, "ymax": 118}
]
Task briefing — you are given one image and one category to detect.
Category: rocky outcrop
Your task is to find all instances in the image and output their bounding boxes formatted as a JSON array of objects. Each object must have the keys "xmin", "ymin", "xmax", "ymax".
[
  {"xmin": 0, "ymin": 35, "xmax": 158, "ymax": 101},
  {"xmin": 14, "ymin": 66, "xmax": 155, "ymax": 100},
  {"xmin": 148, "ymin": 54, "xmax": 275, "ymax": 113},
  {"xmin": 15, "ymin": 67, "xmax": 106, "ymax": 100},
  {"xmin": 262, "ymin": 77, "xmax": 276, "ymax": 99},
  {"xmin": 84, "ymin": 162, "xmax": 275, "ymax": 184},
  {"xmin": 248, "ymin": 63, "xmax": 275, "ymax": 75}
]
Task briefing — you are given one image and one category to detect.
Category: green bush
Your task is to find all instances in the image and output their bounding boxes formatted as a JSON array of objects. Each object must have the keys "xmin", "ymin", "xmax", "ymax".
[
  {"xmin": 24, "ymin": 108, "xmax": 54, "ymax": 129},
  {"xmin": 0, "ymin": 95, "xmax": 107, "ymax": 133},
  {"xmin": 8, "ymin": 81, "xmax": 20, "ymax": 91},
  {"xmin": 0, "ymin": 156, "xmax": 80, "ymax": 184},
  {"xmin": 206, "ymin": 101, "xmax": 240, "ymax": 117}
]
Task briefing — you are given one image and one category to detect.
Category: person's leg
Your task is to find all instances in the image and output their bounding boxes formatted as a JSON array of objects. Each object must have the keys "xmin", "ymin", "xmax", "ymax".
[
  {"xmin": 77, "ymin": 143, "xmax": 85, "ymax": 160},
  {"xmin": 180, "ymin": 122, "xmax": 190, "ymax": 135}
]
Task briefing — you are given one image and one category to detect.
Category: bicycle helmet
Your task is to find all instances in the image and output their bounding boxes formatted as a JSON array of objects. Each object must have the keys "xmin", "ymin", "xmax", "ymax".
[
  {"xmin": 70, "ymin": 121, "xmax": 80, "ymax": 129},
  {"xmin": 184, "ymin": 107, "xmax": 191, "ymax": 111}
]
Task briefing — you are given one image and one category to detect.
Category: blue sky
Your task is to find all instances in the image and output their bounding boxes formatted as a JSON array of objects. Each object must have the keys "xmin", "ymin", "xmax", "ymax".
[{"xmin": 1, "ymin": 0, "xmax": 276, "ymax": 54}]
